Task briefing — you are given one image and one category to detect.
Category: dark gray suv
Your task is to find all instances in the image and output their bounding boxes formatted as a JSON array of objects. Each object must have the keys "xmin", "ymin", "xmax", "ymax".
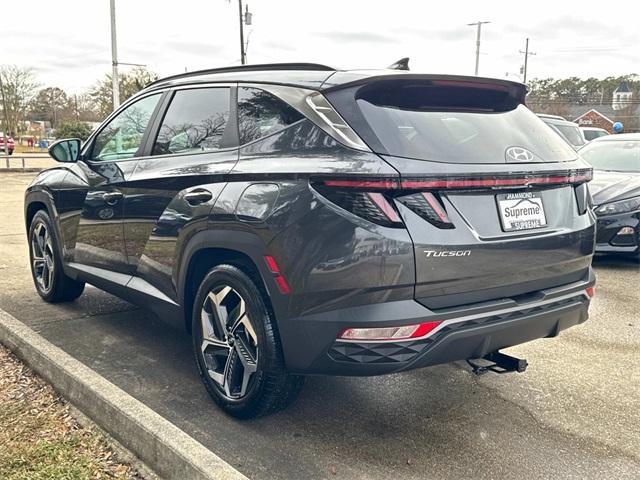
[{"xmin": 25, "ymin": 64, "xmax": 596, "ymax": 418}]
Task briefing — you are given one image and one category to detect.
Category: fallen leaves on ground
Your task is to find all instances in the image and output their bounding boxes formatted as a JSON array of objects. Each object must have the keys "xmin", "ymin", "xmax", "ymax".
[{"xmin": 0, "ymin": 345, "xmax": 140, "ymax": 479}]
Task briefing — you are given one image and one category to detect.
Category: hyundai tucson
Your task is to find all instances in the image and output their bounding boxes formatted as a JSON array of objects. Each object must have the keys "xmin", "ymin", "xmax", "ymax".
[{"xmin": 25, "ymin": 64, "xmax": 596, "ymax": 418}]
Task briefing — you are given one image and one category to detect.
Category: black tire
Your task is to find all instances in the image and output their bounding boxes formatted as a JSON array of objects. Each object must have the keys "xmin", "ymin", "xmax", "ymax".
[
  {"xmin": 192, "ymin": 264, "xmax": 303, "ymax": 418},
  {"xmin": 28, "ymin": 210, "xmax": 85, "ymax": 303}
]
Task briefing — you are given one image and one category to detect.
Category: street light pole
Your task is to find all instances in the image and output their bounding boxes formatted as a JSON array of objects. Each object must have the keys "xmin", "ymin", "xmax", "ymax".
[
  {"xmin": 467, "ymin": 21, "xmax": 490, "ymax": 76},
  {"xmin": 0, "ymin": 73, "xmax": 10, "ymax": 155},
  {"xmin": 110, "ymin": 0, "xmax": 120, "ymax": 109}
]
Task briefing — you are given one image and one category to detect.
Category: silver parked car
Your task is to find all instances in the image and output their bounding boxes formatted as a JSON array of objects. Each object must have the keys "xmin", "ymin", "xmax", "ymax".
[{"xmin": 537, "ymin": 114, "xmax": 586, "ymax": 150}]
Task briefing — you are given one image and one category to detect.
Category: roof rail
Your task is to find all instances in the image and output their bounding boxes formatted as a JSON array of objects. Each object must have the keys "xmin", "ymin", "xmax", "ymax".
[{"xmin": 147, "ymin": 62, "xmax": 335, "ymax": 88}]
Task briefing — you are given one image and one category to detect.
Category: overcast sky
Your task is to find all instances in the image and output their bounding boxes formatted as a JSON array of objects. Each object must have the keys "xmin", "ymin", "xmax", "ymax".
[{"xmin": 4, "ymin": 0, "xmax": 639, "ymax": 94}]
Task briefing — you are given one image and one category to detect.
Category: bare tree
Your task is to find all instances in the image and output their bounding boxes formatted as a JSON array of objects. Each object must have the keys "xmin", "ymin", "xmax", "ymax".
[
  {"xmin": 89, "ymin": 67, "xmax": 159, "ymax": 119},
  {"xmin": 0, "ymin": 66, "xmax": 39, "ymax": 136}
]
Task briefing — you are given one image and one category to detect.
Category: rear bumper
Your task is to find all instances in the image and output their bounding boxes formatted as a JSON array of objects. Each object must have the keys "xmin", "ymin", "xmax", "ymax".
[{"xmin": 279, "ymin": 269, "xmax": 594, "ymax": 376}]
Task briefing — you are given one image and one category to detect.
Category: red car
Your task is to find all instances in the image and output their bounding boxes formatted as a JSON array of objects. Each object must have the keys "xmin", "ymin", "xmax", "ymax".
[{"xmin": 0, "ymin": 133, "xmax": 14, "ymax": 155}]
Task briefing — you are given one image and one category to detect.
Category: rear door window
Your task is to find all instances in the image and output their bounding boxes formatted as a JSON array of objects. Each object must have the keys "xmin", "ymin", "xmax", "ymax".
[
  {"xmin": 153, "ymin": 88, "xmax": 232, "ymax": 155},
  {"xmin": 354, "ymin": 83, "xmax": 576, "ymax": 164},
  {"xmin": 237, "ymin": 87, "xmax": 303, "ymax": 144}
]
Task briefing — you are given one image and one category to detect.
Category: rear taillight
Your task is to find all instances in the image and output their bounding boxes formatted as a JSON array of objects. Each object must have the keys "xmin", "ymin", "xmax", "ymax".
[
  {"xmin": 396, "ymin": 192, "xmax": 454, "ymax": 229},
  {"xmin": 313, "ymin": 178, "xmax": 454, "ymax": 229},
  {"xmin": 338, "ymin": 321, "xmax": 442, "ymax": 341},
  {"xmin": 400, "ymin": 170, "xmax": 592, "ymax": 189},
  {"xmin": 313, "ymin": 183, "xmax": 403, "ymax": 228},
  {"xmin": 313, "ymin": 170, "xmax": 591, "ymax": 229}
]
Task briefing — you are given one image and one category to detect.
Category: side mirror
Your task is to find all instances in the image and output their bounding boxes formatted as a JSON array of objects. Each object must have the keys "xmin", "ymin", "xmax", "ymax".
[{"xmin": 49, "ymin": 138, "xmax": 81, "ymax": 162}]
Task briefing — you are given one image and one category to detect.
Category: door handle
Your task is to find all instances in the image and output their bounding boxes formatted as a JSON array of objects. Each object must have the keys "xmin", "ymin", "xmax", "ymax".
[
  {"xmin": 102, "ymin": 191, "xmax": 123, "ymax": 205},
  {"xmin": 184, "ymin": 189, "xmax": 213, "ymax": 205}
]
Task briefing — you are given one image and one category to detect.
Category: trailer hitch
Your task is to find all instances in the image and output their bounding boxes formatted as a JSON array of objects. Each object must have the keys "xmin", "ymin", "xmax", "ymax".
[{"xmin": 466, "ymin": 351, "xmax": 528, "ymax": 375}]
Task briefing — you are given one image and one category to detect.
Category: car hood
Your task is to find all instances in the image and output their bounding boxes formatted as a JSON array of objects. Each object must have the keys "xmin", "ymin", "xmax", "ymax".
[{"xmin": 590, "ymin": 170, "xmax": 640, "ymax": 206}]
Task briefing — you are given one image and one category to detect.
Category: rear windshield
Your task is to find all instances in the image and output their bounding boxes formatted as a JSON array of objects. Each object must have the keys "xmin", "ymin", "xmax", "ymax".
[
  {"xmin": 553, "ymin": 124, "xmax": 586, "ymax": 148},
  {"xmin": 579, "ymin": 140, "xmax": 640, "ymax": 172},
  {"xmin": 583, "ymin": 129, "xmax": 608, "ymax": 141},
  {"xmin": 355, "ymin": 89, "xmax": 576, "ymax": 164}
]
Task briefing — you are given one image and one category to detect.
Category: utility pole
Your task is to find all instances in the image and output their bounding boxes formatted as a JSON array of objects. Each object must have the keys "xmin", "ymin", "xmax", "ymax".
[
  {"xmin": 467, "ymin": 21, "xmax": 490, "ymax": 76},
  {"xmin": 519, "ymin": 38, "xmax": 536, "ymax": 84},
  {"xmin": 236, "ymin": 0, "xmax": 252, "ymax": 65},
  {"xmin": 238, "ymin": 0, "xmax": 245, "ymax": 65},
  {"xmin": 110, "ymin": 0, "xmax": 120, "ymax": 109}
]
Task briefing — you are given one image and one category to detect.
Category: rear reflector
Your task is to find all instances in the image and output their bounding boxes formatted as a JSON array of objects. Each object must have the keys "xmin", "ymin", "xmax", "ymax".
[
  {"xmin": 338, "ymin": 321, "xmax": 442, "ymax": 341},
  {"xmin": 264, "ymin": 255, "xmax": 290, "ymax": 294},
  {"xmin": 585, "ymin": 286, "xmax": 595, "ymax": 298}
]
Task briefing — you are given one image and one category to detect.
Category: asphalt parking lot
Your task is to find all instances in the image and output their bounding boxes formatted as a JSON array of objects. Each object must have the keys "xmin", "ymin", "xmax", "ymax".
[{"xmin": 1, "ymin": 171, "xmax": 639, "ymax": 479}]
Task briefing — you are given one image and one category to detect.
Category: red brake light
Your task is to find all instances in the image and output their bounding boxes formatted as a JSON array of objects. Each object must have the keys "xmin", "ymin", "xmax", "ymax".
[
  {"xmin": 314, "ymin": 169, "xmax": 591, "ymax": 230},
  {"xmin": 421, "ymin": 192, "xmax": 450, "ymax": 224},
  {"xmin": 367, "ymin": 192, "xmax": 401, "ymax": 223},
  {"xmin": 313, "ymin": 181, "xmax": 403, "ymax": 228},
  {"xmin": 400, "ymin": 172, "xmax": 592, "ymax": 189}
]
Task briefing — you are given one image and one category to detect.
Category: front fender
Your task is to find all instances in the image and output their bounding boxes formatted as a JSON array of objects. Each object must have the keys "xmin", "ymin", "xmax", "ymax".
[{"xmin": 24, "ymin": 169, "xmax": 69, "ymax": 229}]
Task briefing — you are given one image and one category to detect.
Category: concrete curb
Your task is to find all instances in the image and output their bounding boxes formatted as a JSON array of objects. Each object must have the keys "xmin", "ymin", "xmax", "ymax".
[{"xmin": 0, "ymin": 308, "xmax": 248, "ymax": 480}]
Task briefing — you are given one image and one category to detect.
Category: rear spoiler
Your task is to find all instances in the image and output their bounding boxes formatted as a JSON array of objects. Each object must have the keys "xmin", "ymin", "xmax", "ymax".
[{"xmin": 321, "ymin": 74, "xmax": 527, "ymax": 111}]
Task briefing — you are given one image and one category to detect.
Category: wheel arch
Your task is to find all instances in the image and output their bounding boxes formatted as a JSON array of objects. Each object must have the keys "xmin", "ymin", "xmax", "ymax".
[
  {"xmin": 25, "ymin": 200, "xmax": 48, "ymax": 230},
  {"xmin": 178, "ymin": 230, "xmax": 283, "ymax": 334},
  {"xmin": 24, "ymin": 191, "xmax": 55, "ymax": 231}
]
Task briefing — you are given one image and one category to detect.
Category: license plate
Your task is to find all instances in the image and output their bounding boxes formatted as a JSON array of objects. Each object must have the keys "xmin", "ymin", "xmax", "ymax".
[{"xmin": 496, "ymin": 192, "xmax": 547, "ymax": 232}]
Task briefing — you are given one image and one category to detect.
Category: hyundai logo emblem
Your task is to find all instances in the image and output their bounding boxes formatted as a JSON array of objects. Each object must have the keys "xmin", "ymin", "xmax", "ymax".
[{"xmin": 505, "ymin": 146, "xmax": 535, "ymax": 163}]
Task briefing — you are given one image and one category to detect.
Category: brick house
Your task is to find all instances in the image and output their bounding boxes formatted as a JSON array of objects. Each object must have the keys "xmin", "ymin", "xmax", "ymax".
[{"xmin": 573, "ymin": 109, "xmax": 615, "ymax": 132}]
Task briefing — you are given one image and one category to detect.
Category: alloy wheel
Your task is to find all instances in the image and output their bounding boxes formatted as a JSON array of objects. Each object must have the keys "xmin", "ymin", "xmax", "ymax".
[
  {"xmin": 200, "ymin": 285, "xmax": 259, "ymax": 399},
  {"xmin": 31, "ymin": 222, "xmax": 55, "ymax": 294}
]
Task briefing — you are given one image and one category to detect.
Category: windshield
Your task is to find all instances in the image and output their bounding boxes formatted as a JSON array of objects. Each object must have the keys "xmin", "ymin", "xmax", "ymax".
[
  {"xmin": 356, "ymin": 101, "xmax": 576, "ymax": 164},
  {"xmin": 553, "ymin": 124, "xmax": 586, "ymax": 148},
  {"xmin": 579, "ymin": 140, "xmax": 640, "ymax": 172}
]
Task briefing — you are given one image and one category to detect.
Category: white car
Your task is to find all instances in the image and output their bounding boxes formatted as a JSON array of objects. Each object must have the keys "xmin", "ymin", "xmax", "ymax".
[
  {"xmin": 581, "ymin": 127, "xmax": 609, "ymax": 142},
  {"xmin": 537, "ymin": 114, "xmax": 587, "ymax": 151}
]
